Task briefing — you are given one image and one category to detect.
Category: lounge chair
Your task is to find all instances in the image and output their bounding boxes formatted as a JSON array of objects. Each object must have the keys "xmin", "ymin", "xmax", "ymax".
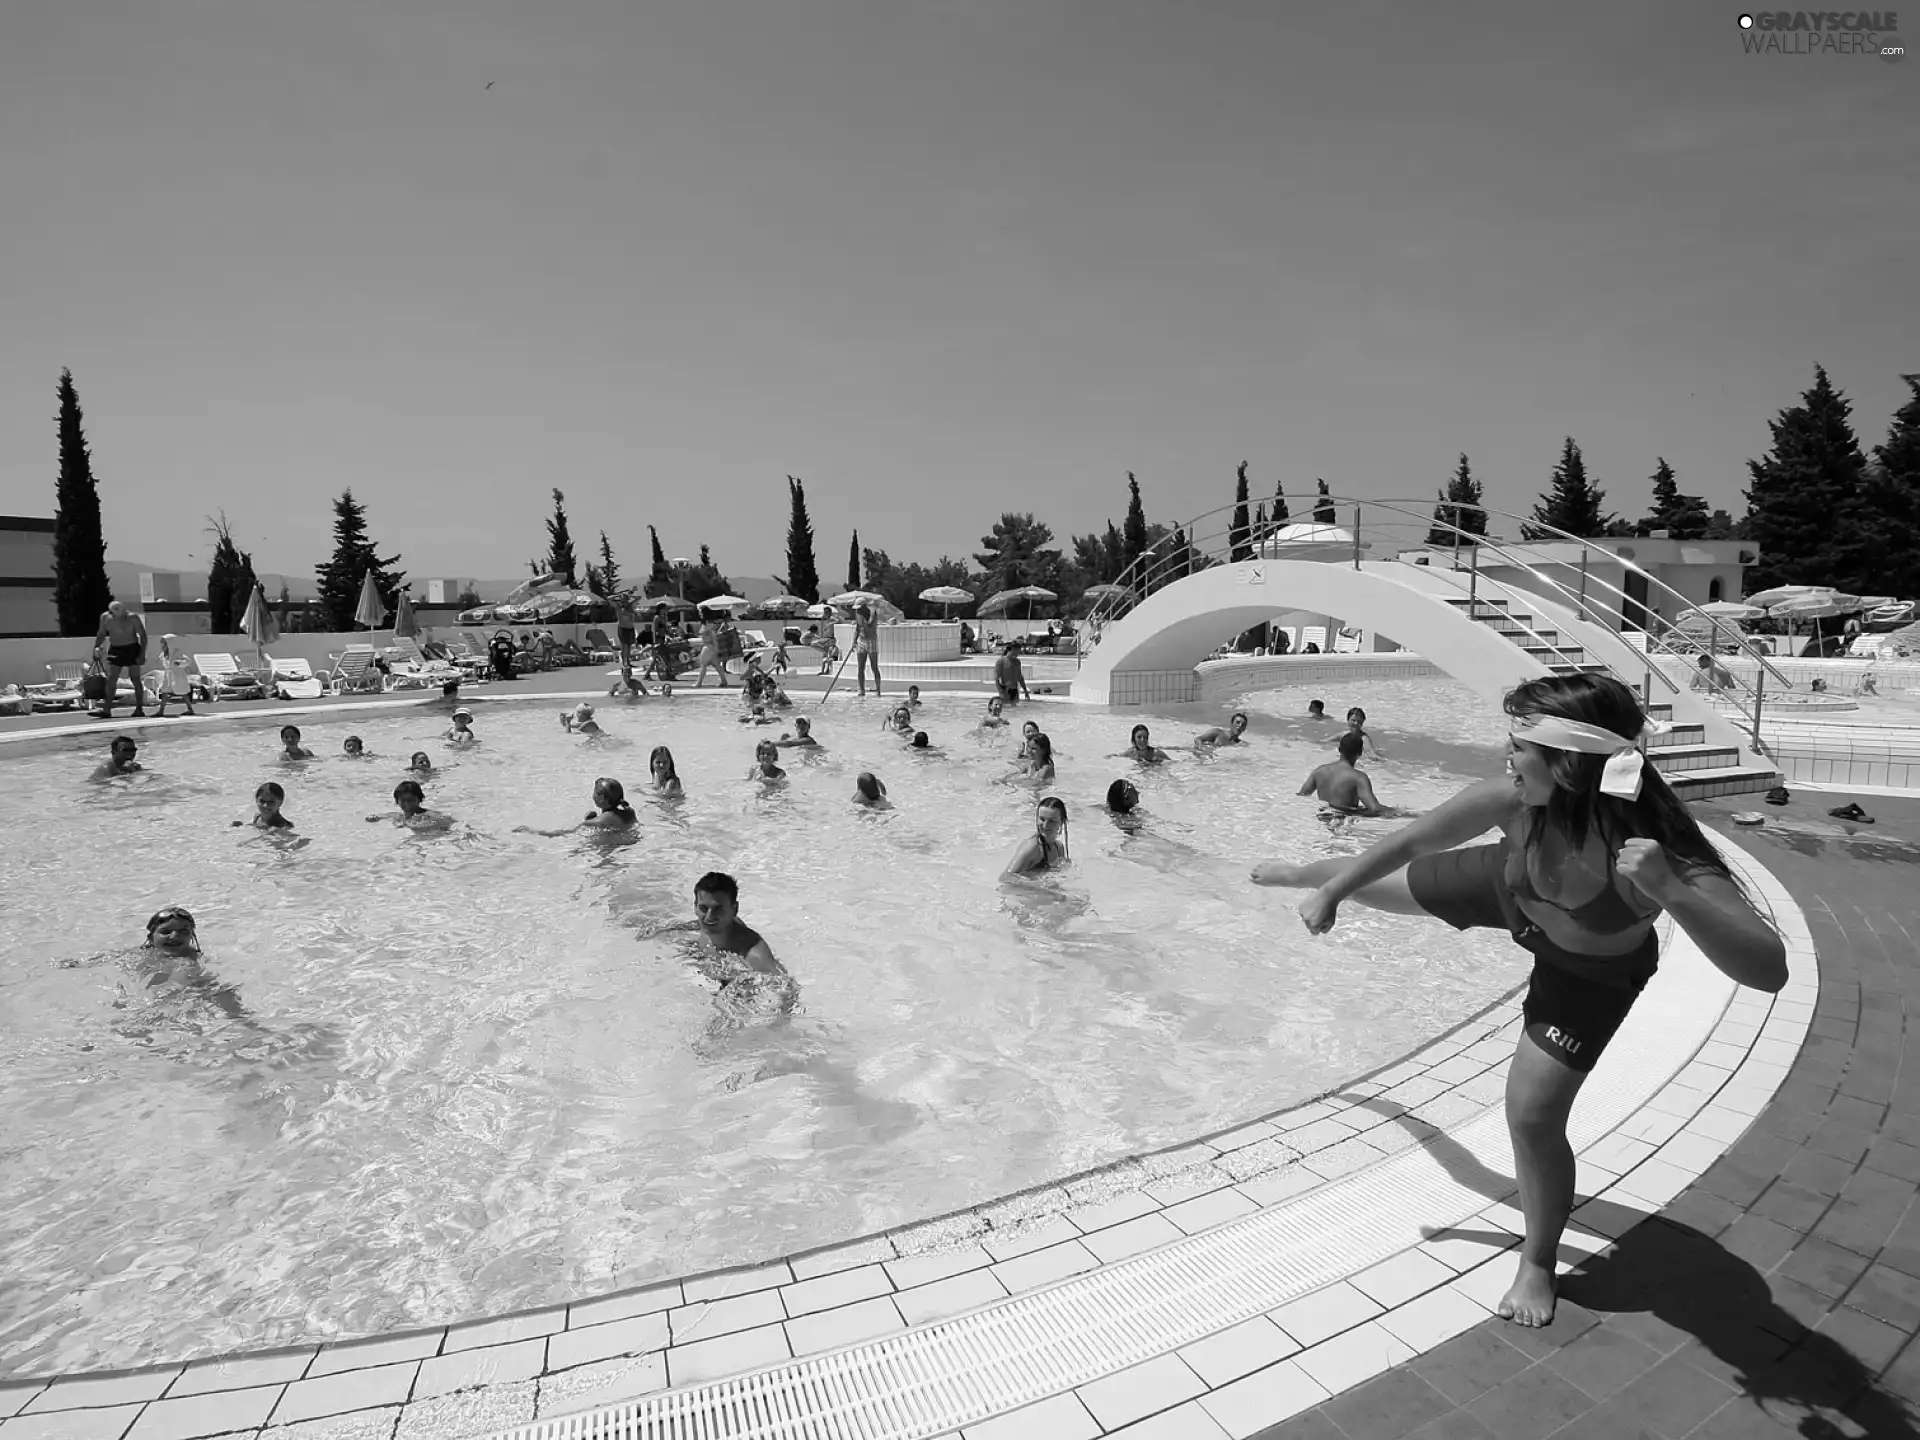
[
  {"xmin": 27, "ymin": 660, "xmax": 139, "ymax": 711},
  {"xmin": 382, "ymin": 639, "xmax": 462, "ymax": 689},
  {"xmin": 581, "ymin": 628, "xmax": 617, "ymax": 663},
  {"xmin": 327, "ymin": 644, "xmax": 387, "ymax": 694},
  {"xmin": 194, "ymin": 654, "xmax": 269, "ymax": 700},
  {"xmin": 265, "ymin": 655, "xmax": 326, "ymax": 699}
]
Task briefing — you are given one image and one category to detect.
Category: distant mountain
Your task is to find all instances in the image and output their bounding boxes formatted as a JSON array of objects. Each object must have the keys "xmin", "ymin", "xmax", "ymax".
[{"xmin": 108, "ymin": 561, "xmax": 785, "ymax": 608}]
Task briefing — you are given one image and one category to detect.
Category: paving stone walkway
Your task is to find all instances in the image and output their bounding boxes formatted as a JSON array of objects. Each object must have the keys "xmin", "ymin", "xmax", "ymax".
[{"xmin": 1251, "ymin": 791, "xmax": 1920, "ymax": 1440}]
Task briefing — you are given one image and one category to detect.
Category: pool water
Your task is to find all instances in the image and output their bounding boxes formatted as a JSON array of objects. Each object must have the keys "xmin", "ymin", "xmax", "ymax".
[{"xmin": 0, "ymin": 682, "xmax": 1515, "ymax": 1376}]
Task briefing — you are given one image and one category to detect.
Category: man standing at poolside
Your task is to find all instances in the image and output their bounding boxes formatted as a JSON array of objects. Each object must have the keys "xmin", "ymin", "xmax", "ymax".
[
  {"xmin": 852, "ymin": 603, "xmax": 882, "ymax": 698},
  {"xmin": 994, "ymin": 647, "xmax": 1029, "ymax": 705},
  {"xmin": 613, "ymin": 592, "xmax": 641, "ymax": 670},
  {"xmin": 92, "ymin": 600, "xmax": 148, "ymax": 719}
]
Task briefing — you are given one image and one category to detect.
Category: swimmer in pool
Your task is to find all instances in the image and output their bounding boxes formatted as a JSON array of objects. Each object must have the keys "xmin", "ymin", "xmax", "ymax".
[
  {"xmin": 906, "ymin": 730, "xmax": 938, "ymax": 753},
  {"xmin": 1299, "ymin": 732, "xmax": 1387, "ymax": 816},
  {"xmin": 1344, "ymin": 706, "xmax": 1385, "ymax": 757},
  {"xmin": 342, "ymin": 736, "xmax": 369, "ymax": 759},
  {"xmin": 649, "ymin": 745, "xmax": 683, "ymax": 796},
  {"xmin": 682, "ymin": 872, "xmax": 794, "ymax": 1002},
  {"xmin": 117, "ymin": 906, "xmax": 250, "ymax": 1024},
  {"xmin": 445, "ymin": 707, "xmax": 477, "ymax": 746},
  {"xmin": 366, "ymin": 779, "xmax": 450, "ymax": 828},
  {"xmin": 882, "ymin": 702, "xmax": 915, "ymax": 735},
  {"xmin": 978, "ymin": 696, "xmax": 1009, "ymax": 729},
  {"xmin": 91, "ymin": 735, "xmax": 142, "ymax": 780},
  {"xmin": 409, "ymin": 752, "xmax": 433, "ymax": 775},
  {"xmin": 279, "ymin": 725, "xmax": 314, "ymax": 761},
  {"xmin": 608, "ymin": 661, "xmax": 651, "ymax": 699},
  {"xmin": 233, "ymin": 780, "xmax": 294, "ymax": 829},
  {"xmin": 1307, "ymin": 699, "xmax": 1328, "ymax": 721},
  {"xmin": 905, "ymin": 684, "xmax": 923, "ymax": 709},
  {"xmin": 748, "ymin": 739, "xmax": 786, "ymax": 783},
  {"xmin": 853, "ymin": 772, "xmax": 891, "ymax": 809},
  {"xmin": 583, "ymin": 777, "xmax": 638, "ymax": 828},
  {"xmin": 1014, "ymin": 719, "xmax": 1041, "ymax": 759},
  {"xmin": 775, "ymin": 717, "xmax": 821, "ymax": 748},
  {"xmin": 561, "ymin": 701, "xmax": 603, "ymax": 735},
  {"xmin": 1248, "ymin": 673, "xmax": 1786, "ymax": 1328},
  {"xmin": 1194, "ymin": 712, "xmax": 1250, "ymax": 748},
  {"xmin": 1001, "ymin": 795, "xmax": 1069, "ymax": 879},
  {"xmin": 1116, "ymin": 723, "xmax": 1168, "ymax": 764},
  {"xmin": 1002, "ymin": 731, "xmax": 1055, "ymax": 786}
]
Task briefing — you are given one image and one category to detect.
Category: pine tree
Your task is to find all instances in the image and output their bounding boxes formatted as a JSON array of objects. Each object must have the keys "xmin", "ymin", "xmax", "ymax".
[
  {"xmin": 1229, "ymin": 462, "xmax": 1253, "ymax": 562},
  {"xmin": 51, "ymin": 368, "xmax": 112, "ymax": 634},
  {"xmin": 205, "ymin": 512, "xmax": 254, "ymax": 633},
  {"xmin": 1742, "ymin": 365, "xmax": 1870, "ymax": 594},
  {"xmin": 783, "ymin": 476, "xmax": 821, "ymax": 601},
  {"xmin": 314, "ymin": 489, "xmax": 406, "ymax": 630},
  {"xmin": 540, "ymin": 488, "xmax": 578, "ymax": 584},
  {"xmin": 1864, "ymin": 376, "xmax": 1920, "ymax": 604},
  {"xmin": 1270, "ymin": 475, "xmax": 1290, "ymax": 531},
  {"xmin": 1426, "ymin": 454, "xmax": 1488, "ymax": 547},
  {"xmin": 593, "ymin": 530, "xmax": 622, "ymax": 598},
  {"xmin": 1522, "ymin": 438, "xmax": 1614, "ymax": 539},
  {"xmin": 1313, "ymin": 479, "xmax": 1337, "ymax": 525},
  {"xmin": 646, "ymin": 525, "xmax": 673, "ymax": 595},
  {"xmin": 846, "ymin": 531, "xmax": 862, "ymax": 591},
  {"xmin": 1122, "ymin": 474, "xmax": 1149, "ymax": 572},
  {"xmin": 1643, "ymin": 458, "xmax": 1710, "ymax": 540}
]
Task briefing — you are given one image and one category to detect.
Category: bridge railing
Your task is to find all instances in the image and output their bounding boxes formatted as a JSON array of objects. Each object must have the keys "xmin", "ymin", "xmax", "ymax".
[{"xmin": 1081, "ymin": 493, "xmax": 1787, "ymax": 750}]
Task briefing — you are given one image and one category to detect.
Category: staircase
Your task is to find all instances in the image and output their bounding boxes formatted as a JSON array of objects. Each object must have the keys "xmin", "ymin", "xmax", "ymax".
[{"xmin": 1446, "ymin": 597, "xmax": 1782, "ymax": 800}]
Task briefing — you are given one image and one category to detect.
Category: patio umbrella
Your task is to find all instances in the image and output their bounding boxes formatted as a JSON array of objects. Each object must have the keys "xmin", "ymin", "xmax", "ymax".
[
  {"xmin": 506, "ymin": 572, "xmax": 569, "ymax": 604},
  {"xmin": 827, "ymin": 590, "xmax": 885, "ymax": 608},
  {"xmin": 392, "ymin": 589, "xmax": 421, "ymax": 641},
  {"xmin": 1696, "ymin": 601, "xmax": 1764, "ymax": 619},
  {"xmin": 636, "ymin": 594, "xmax": 689, "ymax": 611},
  {"xmin": 1746, "ymin": 584, "xmax": 1834, "ymax": 610},
  {"xmin": 978, "ymin": 585, "xmax": 1058, "ymax": 622},
  {"xmin": 698, "ymin": 594, "xmax": 750, "ymax": 610},
  {"xmin": 1768, "ymin": 592, "xmax": 1856, "ymax": 654},
  {"xmin": 918, "ymin": 584, "xmax": 975, "ymax": 618},
  {"xmin": 240, "ymin": 582, "xmax": 280, "ymax": 672},
  {"xmin": 760, "ymin": 594, "xmax": 810, "ymax": 613},
  {"xmin": 353, "ymin": 571, "xmax": 387, "ymax": 632}
]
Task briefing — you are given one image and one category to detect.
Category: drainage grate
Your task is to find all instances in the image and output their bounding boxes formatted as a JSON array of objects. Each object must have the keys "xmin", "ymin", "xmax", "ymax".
[{"xmin": 485, "ymin": 840, "xmax": 1800, "ymax": 1440}]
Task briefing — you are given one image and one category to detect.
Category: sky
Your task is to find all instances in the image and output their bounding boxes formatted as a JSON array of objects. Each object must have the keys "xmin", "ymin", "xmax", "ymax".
[{"xmin": 1, "ymin": 0, "xmax": 1913, "ymax": 587}]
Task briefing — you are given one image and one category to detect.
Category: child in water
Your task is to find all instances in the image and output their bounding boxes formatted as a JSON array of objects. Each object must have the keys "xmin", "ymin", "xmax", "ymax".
[
  {"xmin": 367, "ymin": 779, "xmax": 449, "ymax": 828},
  {"xmin": 279, "ymin": 725, "xmax": 314, "ymax": 761},
  {"xmin": 445, "ymin": 707, "xmax": 478, "ymax": 746},
  {"xmin": 235, "ymin": 781, "xmax": 294, "ymax": 829},
  {"xmin": 342, "ymin": 736, "xmax": 369, "ymax": 758},
  {"xmin": 748, "ymin": 739, "xmax": 786, "ymax": 783},
  {"xmin": 408, "ymin": 751, "xmax": 433, "ymax": 774},
  {"xmin": 560, "ymin": 702, "xmax": 602, "ymax": 735},
  {"xmin": 776, "ymin": 716, "xmax": 820, "ymax": 748},
  {"xmin": 853, "ymin": 772, "xmax": 891, "ymax": 809}
]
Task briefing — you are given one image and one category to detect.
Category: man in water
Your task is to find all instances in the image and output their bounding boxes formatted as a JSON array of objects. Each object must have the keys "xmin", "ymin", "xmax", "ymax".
[
  {"xmin": 686, "ymin": 872, "xmax": 797, "ymax": 1024},
  {"xmin": 851, "ymin": 603, "xmax": 882, "ymax": 698},
  {"xmin": 1298, "ymin": 732, "xmax": 1386, "ymax": 816},
  {"xmin": 1691, "ymin": 653, "xmax": 1735, "ymax": 696},
  {"xmin": 1194, "ymin": 712, "xmax": 1250, "ymax": 747},
  {"xmin": 994, "ymin": 648, "xmax": 1030, "ymax": 705},
  {"xmin": 1306, "ymin": 699, "xmax": 1328, "ymax": 721},
  {"xmin": 92, "ymin": 734, "xmax": 142, "ymax": 780},
  {"xmin": 92, "ymin": 600, "xmax": 149, "ymax": 719}
]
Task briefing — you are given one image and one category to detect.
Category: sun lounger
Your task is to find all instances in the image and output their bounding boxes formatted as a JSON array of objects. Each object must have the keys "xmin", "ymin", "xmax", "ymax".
[
  {"xmin": 327, "ymin": 644, "xmax": 387, "ymax": 694},
  {"xmin": 27, "ymin": 660, "xmax": 138, "ymax": 710},
  {"xmin": 264, "ymin": 655, "xmax": 326, "ymax": 699},
  {"xmin": 193, "ymin": 654, "xmax": 269, "ymax": 699},
  {"xmin": 381, "ymin": 641, "xmax": 462, "ymax": 689},
  {"xmin": 581, "ymin": 628, "xmax": 618, "ymax": 663}
]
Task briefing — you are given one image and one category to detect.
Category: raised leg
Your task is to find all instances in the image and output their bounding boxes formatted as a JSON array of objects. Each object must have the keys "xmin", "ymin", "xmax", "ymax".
[{"xmin": 1499, "ymin": 1033, "xmax": 1588, "ymax": 1326}]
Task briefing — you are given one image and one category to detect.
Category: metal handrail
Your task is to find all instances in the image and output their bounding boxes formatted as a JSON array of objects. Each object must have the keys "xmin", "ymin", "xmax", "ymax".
[{"xmin": 1082, "ymin": 492, "xmax": 1790, "ymax": 744}]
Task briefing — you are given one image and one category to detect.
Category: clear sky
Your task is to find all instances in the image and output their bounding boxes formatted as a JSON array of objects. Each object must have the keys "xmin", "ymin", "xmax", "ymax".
[{"xmin": 1, "ymin": 1, "xmax": 1912, "ymax": 585}]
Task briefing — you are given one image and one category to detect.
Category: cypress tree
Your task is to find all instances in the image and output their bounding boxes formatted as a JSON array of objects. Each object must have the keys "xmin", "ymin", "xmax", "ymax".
[
  {"xmin": 1427, "ymin": 454, "xmax": 1488, "ymax": 547},
  {"xmin": 314, "ymin": 490, "xmax": 405, "ymax": 630},
  {"xmin": 1313, "ymin": 479, "xmax": 1337, "ymax": 525},
  {"xmin": 1229, "ymin": 462, "xmax": 1253, "ymax": 562},
  {"xmin": 846, "ymin": 531, "xmax": 862, "ymax": 591},
  {"xmin": 1742, "ymin": 365, "xmax": 1869, "ymax": 594},
  {"xmin": 1270, "ymin": 475, "xmax": 1290, "ymax": 531},
  {"xmin": 1122, "ymin": 474, "xmax": 1149, "ymax": 571},
  {"xmin": 52, "ymin": 368, "xmax": 113, "ymax": 633},
  {"xmin": 541, "ymin": 488, "xmax": 578, "ymax": 584},
  {"xmin": 646, "ymin": 525, "xmax": 673, "ymax": 595},
  {"xmin": 1864, "ymin": 376, "xmax": 1920, "ymax": 604},
  {"xmin": 205, "ymin": 513, "xmax": 255, "ymax": 633},
  {"xmin": 592, "ymin": 531, "xmax": 621, "ymax": 597},
  {"xmin": 784, "ymin": 476, "xmax": 821, "ymax": 602},
  {"xmin": 1522, "ymin": 438, "xmax": 1614, "ymax": 539},
  {"xmin": 1102, "ymin": 521, "xmax": 1125, "ymax": 582},
  {"xmin": 1644, "ymin": 459, "xmax": 1710, "ymax": 540}
]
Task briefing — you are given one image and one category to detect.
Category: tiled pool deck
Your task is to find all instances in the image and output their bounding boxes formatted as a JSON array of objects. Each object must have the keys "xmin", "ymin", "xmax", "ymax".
[{"xmin": 1, "ymin": 722, "xmax": 1909, "ymax": 1438}]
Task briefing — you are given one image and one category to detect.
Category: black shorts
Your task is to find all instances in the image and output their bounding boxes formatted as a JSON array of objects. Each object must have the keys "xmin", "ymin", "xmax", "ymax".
[
  {"xmin": 617, "ymin": 626, "xmax": 637, "ymax": 646},
  {"xmin": 107, "ymin": 643, "xmax": 142, "ymax": 667},
  {"xmin": 1407, "ymin": 843, "xmax": 1657, "ymax": 1074}
]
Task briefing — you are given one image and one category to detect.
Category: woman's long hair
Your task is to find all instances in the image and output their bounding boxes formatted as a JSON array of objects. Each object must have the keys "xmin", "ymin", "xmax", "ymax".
[
  {"xmin": 1504, "ymin": 674, "xmax": 1734, "ymax": 886},
  {"xmin": 1037, "ymin": 795, "xmax": 1070, "ymax": 859},
  {"xmin": 649, "ymin": 745, "xmax": 679, "ymax": 783}
]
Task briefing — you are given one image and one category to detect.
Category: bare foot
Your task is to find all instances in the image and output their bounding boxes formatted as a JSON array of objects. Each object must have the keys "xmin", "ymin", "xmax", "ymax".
[
  {"xmin": 1249, "ymin": 860, "xmax": 1303, "ymax": 886},
  {"xmin": 1497, "ymin": 1259, "xmax": 1557, "ymax": 1327}
]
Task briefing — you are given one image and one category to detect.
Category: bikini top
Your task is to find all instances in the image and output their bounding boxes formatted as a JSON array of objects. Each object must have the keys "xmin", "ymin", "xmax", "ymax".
[{"xmin": 1502, "ymin": 839, "xmax": 1655, "ymax": 935}]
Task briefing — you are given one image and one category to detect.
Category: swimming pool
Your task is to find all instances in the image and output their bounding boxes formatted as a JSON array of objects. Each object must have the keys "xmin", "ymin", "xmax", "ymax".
[{"xmin": 0, "ymin": 686, "xmax": 1518, "ymax": 1376}]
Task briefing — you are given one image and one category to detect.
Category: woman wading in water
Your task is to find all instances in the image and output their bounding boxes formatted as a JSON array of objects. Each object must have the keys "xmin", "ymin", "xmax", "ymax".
[{"xmin": 1251, "ymin": 674, "xmax": 1785, "ymax": 1327}]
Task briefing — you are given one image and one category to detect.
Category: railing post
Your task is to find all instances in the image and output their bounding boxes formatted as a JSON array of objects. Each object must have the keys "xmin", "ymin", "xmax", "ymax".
[
  {"xmin": 1578, "ymin": 548, "xmax": 1589, "ymax": 621},
  {"xmin": 1467, "ymin": 543, "xmax": 1479, "ymax": 610},
  {"xmin": 1352, "ymin": 506, "xmax": 1362, "ymax": 570},
  {"xmin": 1751, "ymin": 665, "xmax": 1765, "ymax": 746}
]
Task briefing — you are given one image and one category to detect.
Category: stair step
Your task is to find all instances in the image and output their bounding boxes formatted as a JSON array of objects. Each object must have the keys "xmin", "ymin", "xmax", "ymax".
[
  {"xmin": 1446, "ymin": 598, "xmax": 1511, "ymax": 611},
  {"xmin": 1547, "ymin": 663, "xmax": 1611, "ymax": 676},
  {"xmin": 1664, "ymin": 765, "xmax": 1782, "ymax": 799},
  {"xmin": 1647, "ymin": 743, "xmax": 1742, "ymax": 773},
  {"xmin": 1646, "ymin": 724, "xmax": 1706, "ymax": 749},
  {"xmin": 1519, "ymin": 645, "xmax": 1584, "ymax": 661},
  {"xmin": 1648, "ymin": 704, "xmax": 1674, "ymax": 720}
]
